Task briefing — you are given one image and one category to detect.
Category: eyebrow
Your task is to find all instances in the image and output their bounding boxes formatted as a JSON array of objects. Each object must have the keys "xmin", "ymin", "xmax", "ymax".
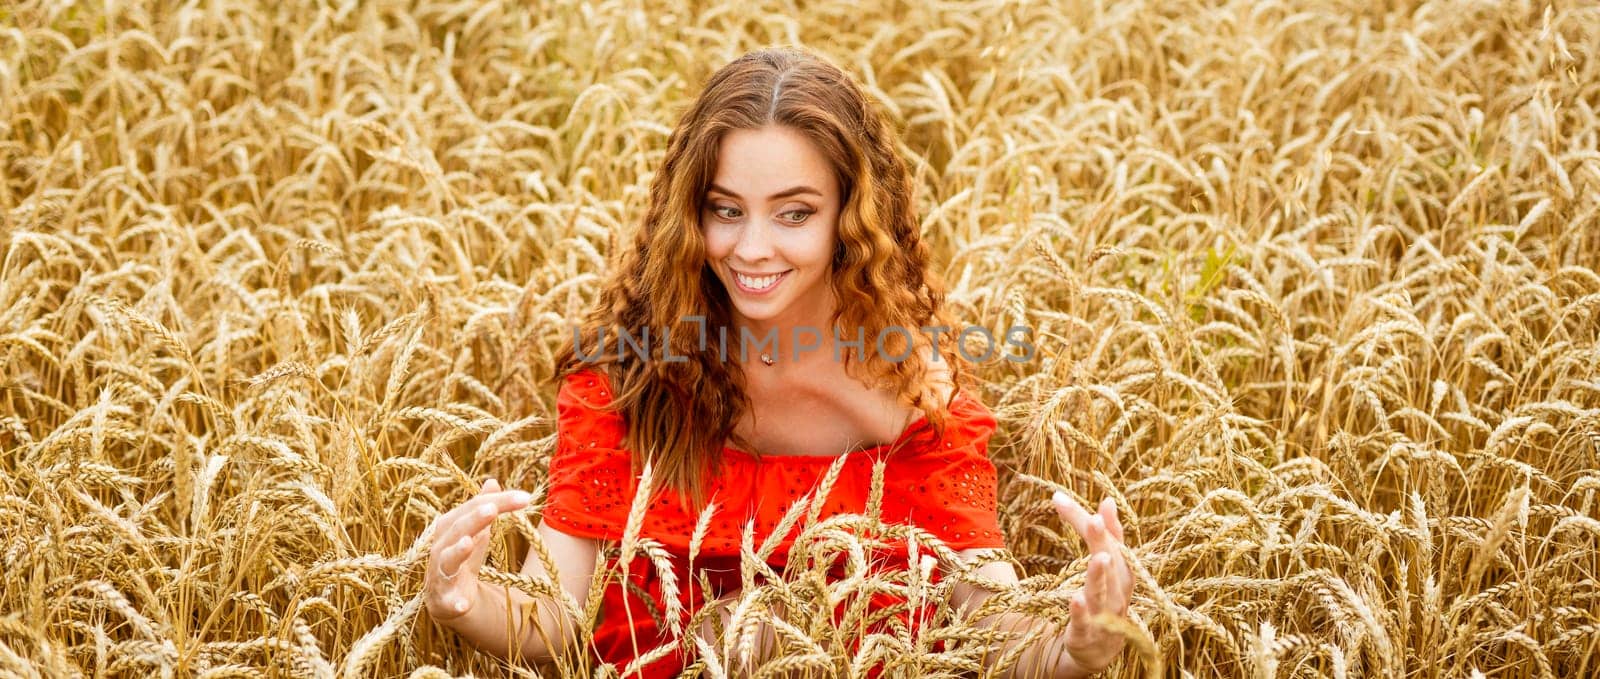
[{"xmin": 706, "ymin": 183, "xmax": 823, "ymax": 200}]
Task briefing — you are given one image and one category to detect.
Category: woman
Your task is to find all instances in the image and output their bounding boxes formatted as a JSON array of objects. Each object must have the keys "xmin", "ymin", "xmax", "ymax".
[{"xmin": 422, "ymin": 46, "xmax": 1134, "ymax": 678}]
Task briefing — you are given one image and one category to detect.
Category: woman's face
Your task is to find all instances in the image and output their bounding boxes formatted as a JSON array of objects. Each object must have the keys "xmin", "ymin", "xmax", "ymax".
[{"xmin": 701, "ymin": 124, "xmax": 841, "ymax": 331}]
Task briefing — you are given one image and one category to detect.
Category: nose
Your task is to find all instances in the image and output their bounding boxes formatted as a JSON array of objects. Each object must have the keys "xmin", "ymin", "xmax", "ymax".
[{"xmin": 732, "ymin": 220, "xmax": 774, "ymax": 263}]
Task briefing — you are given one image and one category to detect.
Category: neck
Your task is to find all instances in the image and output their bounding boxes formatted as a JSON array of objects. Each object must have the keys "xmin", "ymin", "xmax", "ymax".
[{"xmin": 731, "ymin": 288, "xmax": 839, "ymax": 368}]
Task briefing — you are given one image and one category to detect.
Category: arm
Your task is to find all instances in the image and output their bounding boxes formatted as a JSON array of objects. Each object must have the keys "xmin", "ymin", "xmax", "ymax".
[
  {"xmin": 695, "ymin": 586, "xmax": 793, "ymax": 678},
  {"xmin": 946, "ymin": 549, "xmax": 1098, "ymax": 679},
  {"xmin": 945, "ymin": 493, "xmax": 1134, "ymax": 679},
  {"xmin": 508, "ymin": 521, "xmax": 601, "ymax": 660},
  {"xmin": 424, "ymin": 479, "xmax": 601, "ymax": 665}
]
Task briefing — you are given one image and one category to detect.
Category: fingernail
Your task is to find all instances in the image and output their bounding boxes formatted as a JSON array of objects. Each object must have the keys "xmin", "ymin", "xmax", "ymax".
[
  {"xmin": 511, "ymin": 491, "xmax": 532, "ymax": 504},
  {"xmin": 1052, "ymin": 490, "xmax": 1068, "ymax": 506}
]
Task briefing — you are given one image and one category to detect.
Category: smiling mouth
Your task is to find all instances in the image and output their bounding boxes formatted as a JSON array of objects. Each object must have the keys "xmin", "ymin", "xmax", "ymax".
[{"xmin": 732, "ymin": 269, "xmax": 790, "ymax": 293}]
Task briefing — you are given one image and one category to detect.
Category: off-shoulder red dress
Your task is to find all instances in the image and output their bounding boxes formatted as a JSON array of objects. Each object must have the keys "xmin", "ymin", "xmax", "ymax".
[{"xmin": 541, "ymin": 367, "xmax": 1007, "ymax": 678}]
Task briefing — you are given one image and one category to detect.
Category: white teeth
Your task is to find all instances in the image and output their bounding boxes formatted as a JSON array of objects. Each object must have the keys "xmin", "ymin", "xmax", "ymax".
[{"xmin": 736, "ymin": 272, "xmax": 782, "ymax": 290}]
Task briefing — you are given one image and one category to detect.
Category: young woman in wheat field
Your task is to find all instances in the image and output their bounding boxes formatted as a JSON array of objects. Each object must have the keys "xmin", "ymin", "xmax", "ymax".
[{"xmin": 419, "ymin": 46, "xmax": 1134, "ymax": 678}]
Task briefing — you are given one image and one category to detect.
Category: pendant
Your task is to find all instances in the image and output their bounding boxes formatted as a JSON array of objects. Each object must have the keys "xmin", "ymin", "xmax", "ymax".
[{"xmin": 760, "ymin": 353, "xmax": 774, "ymax": 366}]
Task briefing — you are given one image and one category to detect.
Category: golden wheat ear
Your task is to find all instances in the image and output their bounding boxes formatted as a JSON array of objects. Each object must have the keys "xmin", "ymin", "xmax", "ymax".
[{"xmin": 3, "ymin": 0, "xmax": 1597, "ymax": 676}]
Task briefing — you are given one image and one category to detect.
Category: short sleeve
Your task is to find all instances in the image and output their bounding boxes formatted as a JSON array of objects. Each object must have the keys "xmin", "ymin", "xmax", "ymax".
[
  {"xmin": 885, "ymin": 392, "xmax": 1007, "ymax": 550},
  {"xmin": 541, "ymin": 368, "xmax": 633, "ymax": 540}
]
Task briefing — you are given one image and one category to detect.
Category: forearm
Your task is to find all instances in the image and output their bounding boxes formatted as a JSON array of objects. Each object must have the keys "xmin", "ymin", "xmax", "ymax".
[
  {"xmin": 437, "ymin": 580, "xmax": 574, "ymax": 664},
  {"xmin": 970, "ymin": 609, "xmax": 1095, "ymax": 679}
]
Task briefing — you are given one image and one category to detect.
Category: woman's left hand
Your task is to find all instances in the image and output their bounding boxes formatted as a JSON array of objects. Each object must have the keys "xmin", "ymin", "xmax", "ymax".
[{"xmin": 1051, "ymin": 492, "xmax": 1134, "ymax": 675}]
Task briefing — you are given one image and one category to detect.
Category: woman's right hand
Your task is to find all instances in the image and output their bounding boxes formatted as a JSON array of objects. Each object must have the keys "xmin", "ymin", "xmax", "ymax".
[{"xmin": 424, "ymin": 478, "xmax": 533, "ymax": 622}]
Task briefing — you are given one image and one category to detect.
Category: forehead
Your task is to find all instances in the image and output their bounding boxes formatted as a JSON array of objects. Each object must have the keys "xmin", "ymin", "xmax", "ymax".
[{"xmin": 710, "ymin": 125, "xmax": 836, "ymax": 198}]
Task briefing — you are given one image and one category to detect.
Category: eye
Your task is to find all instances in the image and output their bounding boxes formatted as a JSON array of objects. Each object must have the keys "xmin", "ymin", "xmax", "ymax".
[
  {"xmin": 711, "ymin": 205, "xmax": 742, "ymax": 220},
  {"xmin": 781, "ymin": 209, "xmax": 814, "ymax": 224}
]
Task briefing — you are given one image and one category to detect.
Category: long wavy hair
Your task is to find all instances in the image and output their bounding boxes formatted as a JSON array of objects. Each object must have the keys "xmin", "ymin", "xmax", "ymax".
[{"xmin": 550, "ymin": 46, "xmax": 974, "ymax": 512}]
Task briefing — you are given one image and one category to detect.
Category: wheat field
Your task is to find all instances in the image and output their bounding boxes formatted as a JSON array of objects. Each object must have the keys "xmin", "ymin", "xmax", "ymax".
[{"xmin": 2, "ymin": 0, "xmax": 1598, "ymax": 676}]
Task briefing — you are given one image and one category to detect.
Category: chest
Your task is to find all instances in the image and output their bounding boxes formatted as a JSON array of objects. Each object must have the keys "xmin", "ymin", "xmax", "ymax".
[{"xmin": 729, "ymin": 369, "xmax": 916, "ymax": 458}]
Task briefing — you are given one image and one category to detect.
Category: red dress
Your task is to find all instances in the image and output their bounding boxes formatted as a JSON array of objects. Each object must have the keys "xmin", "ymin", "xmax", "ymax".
[{"xmin": 541, "ymin": 367, "xmax": 1006, "ymax": 678}]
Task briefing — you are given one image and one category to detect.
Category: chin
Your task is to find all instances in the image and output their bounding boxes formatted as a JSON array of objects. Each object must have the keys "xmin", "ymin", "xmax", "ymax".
[{"xmin": 731, "ymin": 300, "xmax": 785, "ymax": 321}]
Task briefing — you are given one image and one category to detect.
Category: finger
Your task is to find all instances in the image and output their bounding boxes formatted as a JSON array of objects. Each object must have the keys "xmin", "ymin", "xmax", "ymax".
[
  {"xmin": 1088, "ymin": 512, "xmax": 1130, "ymax": 580},
  {"xmin": 1115, "ymin": 565, "xmax": 1134, "ymax": 616},
  {"xmin": 1098, "ymin": 497, "xmax": 1126, "ymax": 542},
  {"xmin": 461, "ymin": 523, "xmax": 495, "ymax": 561},
  {"xmin": 432, "ymin": 487, "xmax": 493, "ymax": 543},
  {"xmin": 1067, "ymin": 593, "xmax": 1091, "ymax": 642},
  {"xmin": 1104, "ymin": 549, "xmax": 1133, "ymax": 615},
  {"xmin": 1090, "ymin": 515, "xmax": 1124, "ymax": 562},
  {"xmin": 1084, "ymin": 553, "xmax": 1111, "ymax": 614},
  {"xmin": 432, "ymin": 501, "xmax": 468, "ymax": 538},
  {"xmin": 1084, "ymin": 514, "xmax": 1114, "ymax": 555},
  {"xmin": 1094, "ymin": 551, "xmax": 1130, "ymax": 616},
  {"xmin": 473, "ymin": 519, "xmax": 493, "ymax": 545},
  {"xmin": 1052, "ymin": 490, "xmax": 1091, "ymax": 539},
  {"xmin": 451, "ymin": 527, "xmax": 495, "ymax": 586},
  {"xmin": 1066, "ymin": 592, "xmax": 1099, "ymax": 648},
  {"xmin": 1090, "ymin": 548, "xmax": 1128, "ymax": 616},
  {"xmin": 434, "ymin": 478, "xmax": 508, "ymax": 540},
  {"xmin": 458, "ymin": 490, "xmax": 512, "ymax": 562},
  {"xmin": 435, "ymin": 493, "xmax": 528, "ymax": 573},
  {"xmin": 464, "ymin": 520, "xmax": 494, "ymax": 566},
  {"xmin": 435, "ymin": 533, "xmax": 476, "ymax": 580},
  {"xmin": 447, "ymin": 503, "xmax": 501, "ymax": 551},
  {"xmin": 439, "ymin": 477, "xmax": 502, "ymax": 526},
  {"xmin": 436, "ymin": 569, "xmax": 475, "ymax": 616},
  {"xmin": 426, "ymin": 582, "xmax": 470, "ymax": 619},
  {"xmin": 1107, "ymin": 538, "xmax": 1134, "ymax": 602},
  {"xmin": 476, "ymin": 488, "xmax": 533, "ymax": 513},
  {"xmin": 442, "ymin": 490, "xmax": 533, "ymax": 545},
  {"xmin": 428, "ymin": 506, "xmax": 476, "ymax": 559}
]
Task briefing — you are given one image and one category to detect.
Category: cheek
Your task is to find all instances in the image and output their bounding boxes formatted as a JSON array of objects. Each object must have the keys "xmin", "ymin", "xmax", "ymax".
[
  {"xmin": 700, "ymin": 226, "xmax": 730, "ymax": 257},
  {"xmin": 773, "ymin": 229, "xmax": 829, "ymax": 264},
  {"xmin": 808, "ymin": 220, "xmax": 840, "ymax": 263}
]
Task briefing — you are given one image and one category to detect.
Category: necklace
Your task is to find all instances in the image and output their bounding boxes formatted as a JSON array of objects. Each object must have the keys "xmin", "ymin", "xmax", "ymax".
[{"xmin": 760, "ymin": 352, "xmax": 774, "ymax": 366}]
